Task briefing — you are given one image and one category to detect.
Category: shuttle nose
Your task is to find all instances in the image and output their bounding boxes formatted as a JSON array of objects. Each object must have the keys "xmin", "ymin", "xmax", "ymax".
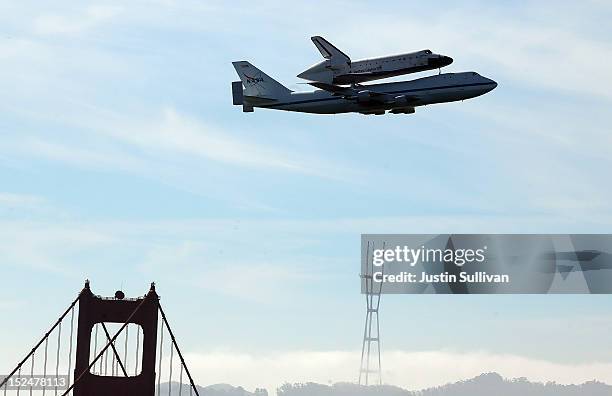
[
  {"xmin": 429, "ymin": 54, "xmax": 453, "ymax": 68},
  {"xmin": 485, "ymin": 78, "xmax": 498, "ymax": 92}
]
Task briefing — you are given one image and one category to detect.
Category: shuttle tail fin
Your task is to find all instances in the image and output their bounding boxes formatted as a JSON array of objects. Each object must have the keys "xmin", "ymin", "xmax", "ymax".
[
  {"xmin": 311, "ymin": 36, "xmax": 351, "ymax": 64},
  {"xmin": 232, "ymin": 61, "xmax": 292, "ymax": 100}
]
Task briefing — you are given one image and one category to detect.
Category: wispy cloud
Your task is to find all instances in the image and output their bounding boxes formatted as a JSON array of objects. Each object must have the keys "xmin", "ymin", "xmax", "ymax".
[
  {"xmin": 0, "ymin": 192, "xmax": 46, "ymax": 208},
  {"xmin": 0, "ymin": 300, "xmax": 25, "ymax": 311},
  {"xmin": 12, "ymin": 137, "xmax": 150, "ymax": 173},
  {"xmin": 0, "ymin": 192, "xmax": 66, "ymax": 219},
  {"xmin": 96, "ymin": 107, "xmax": 356, "ymax": 180},
  {"xmin": 4, "ymin": 213, "xmax": 610, "ymax": 280},
  {"xmin": 33, "ymin": 5, "xmax": 123, "ymax": 35},
  {"xmin": 0, "ymin": 220, "xmax": 116, "ymax": 273},
  {"xmin": 2, "ymin": 105, "xmax": 363, "ymax": 185},
  {"xmin": 113, "ymin": 225, "xmax": 328, "ymax": 302}
]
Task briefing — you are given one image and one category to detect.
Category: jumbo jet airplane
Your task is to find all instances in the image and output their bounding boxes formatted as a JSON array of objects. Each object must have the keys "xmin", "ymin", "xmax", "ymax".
[
  {"xmin": 232, "ymin": 61, "xmax": 496, "ymax": 115},
  {"xmin": 297, "ymin": 36, "xmax": 453, "ymax": 85}
]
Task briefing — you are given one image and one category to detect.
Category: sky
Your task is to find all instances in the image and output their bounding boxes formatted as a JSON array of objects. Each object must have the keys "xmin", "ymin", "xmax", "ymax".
[{"xmin": 1, "ymin": 0, "xmax": 612, "ymax": 392}]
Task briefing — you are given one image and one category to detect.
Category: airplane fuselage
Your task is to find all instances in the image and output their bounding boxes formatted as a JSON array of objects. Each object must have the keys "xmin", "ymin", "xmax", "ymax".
[
  {"xmin": 245, "ymin": 72, "xmax": 496, "ymax": 115},
  {"xmin": 298, "ymin": 50, "xmax": 453, "ymax": 85}
]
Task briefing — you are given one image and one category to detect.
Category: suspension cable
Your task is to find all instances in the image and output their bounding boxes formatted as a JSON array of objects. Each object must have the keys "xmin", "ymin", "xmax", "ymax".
[
  {"xmin": 135, "ymin": 326, "xmax": 141, "ymax": 376},
  {"xmin": 93, "ymin": 324, "xmax": 99, "ymax": 373},
  {"xmin": 99, "ymin": 327, "xmax": 105, "ymax": 376},
  {"xmin": 55, "ymin": 321, "xmax": 62, "ymax": 396},
  {"xmin": 29, "ymin": 353, "xmax": 34, "ymax": 396},
  {"xmin": 158, "ymin": 302, "xmax": 200, "ymax": 396},
  {"xmin": 67, "ymin": 305, "xmax": 75, "ymax": 388},
  {"xmin": 16, "ymin": 366, "xmax": 21, "ymax": 396},
  {"xmin": 157, "ymin": 318, "xmax": 164, "ymax": 396},
  {"xmin": 169, "ymin": 343, "xmax": 174, "ymax": 396},
  {"xmin": 111, "ymin": 344, "xmax": 116, "ymax": 377},
  {"xmin": 179, "ymin": 364, "xmax": 184, "ymax": 396},
  {"xmin": 42, "ymin": 336, "xmax": 48, "ymax": 396},
  {"xmin": 0, "ymin": 294, "xmax": 80, "ymax": 390},
  {"xmin": 61, "ymin": 295, "xmax": 149, "ymax": 396},
  {"xmin": 124, "ymin": 324, "xmax": 129, "ymax": 374},
  {"xmin": 103, "ymin": 346, "xmax": 108, "ymax": 376}
]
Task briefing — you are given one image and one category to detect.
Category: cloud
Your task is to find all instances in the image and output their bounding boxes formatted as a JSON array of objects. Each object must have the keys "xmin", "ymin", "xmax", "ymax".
[
  {"xmin": 0, "ymin": 192, "xmax": 46, "ymax": 208},
  {"xmin": 197, "ymin": 263, "xmax": 316, "ymax": 300},
  {"xmin": 133, "ymin": 233, "xmax": 327, "ymax": 302},
  {"xmin": 0, "ymin": 300, "xmax": 25, "ymax": 311},
  {"xmin": 12, "ymin": 137, "xmax": 149, "ymax": 173},
  {"xmin": 0, "ymin": 192, "xmax": 69, "ymax": 220},
  {"xmin": 33, "ymin": 5, "xmax": 123, "ymax": 35},
  {"xmin": 180, "ymin": 349, "xmax": 612, "ymax": 392},
  {"xmin": 1, "ymin": 106, "xmax": 363, "ymax": 187},
  {"xmin": 4, "ymin": 213, "xmax": 611, "ymax": 299},
  {"xmin": 97, "ymin": 107, "xmax": 353, "ymax": 179},
  {"xmin": 0, "ymin": 220, "xmax": 116, "ymax": 273}
]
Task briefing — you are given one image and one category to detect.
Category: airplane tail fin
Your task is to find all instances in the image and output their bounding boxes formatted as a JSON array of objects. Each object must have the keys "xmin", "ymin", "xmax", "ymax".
[
  {"xmin": 311, "ymin": 36, "xmax": 351, "ymax": 64},
  {"xmin": 232, "ymin": 61, "xmax": 292, "ymax": 100}
]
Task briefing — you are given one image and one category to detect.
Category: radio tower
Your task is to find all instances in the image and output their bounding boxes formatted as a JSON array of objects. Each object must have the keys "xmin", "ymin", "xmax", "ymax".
[{"xmin": 359, "ymin": 241, "xmax": 383, "ymax": 385}]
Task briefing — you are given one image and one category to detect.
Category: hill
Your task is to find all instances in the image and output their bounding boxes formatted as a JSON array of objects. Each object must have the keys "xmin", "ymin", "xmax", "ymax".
[{"xmin": 161, "ymin": 373, "xmax": 611, "ymax": 396}]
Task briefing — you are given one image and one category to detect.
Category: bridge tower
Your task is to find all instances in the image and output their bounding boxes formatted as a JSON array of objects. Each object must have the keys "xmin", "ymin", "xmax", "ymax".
[
  {"xmin": 1, "ymin": 281, "xmax": 201, "ymax": 396},
  {"xmin": 73, "ymin": 281, "xmax": 159, "ymax": 396}
]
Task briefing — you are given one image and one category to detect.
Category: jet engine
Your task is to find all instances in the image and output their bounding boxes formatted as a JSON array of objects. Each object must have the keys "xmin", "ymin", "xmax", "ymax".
[
  {"xmin": 360, "ymin": 110, "xmax": 386, "ymax": 115},
  {"xmin": 357, "ymin": 90, "xmax": 373, "ymax": 103},
  {"xmin": 393, "ymin": 95, "xmax": 410, "ymax": 105},
  {"xmin": 390, "ymin": 107, "xmax": 416, "ymax": 114}
]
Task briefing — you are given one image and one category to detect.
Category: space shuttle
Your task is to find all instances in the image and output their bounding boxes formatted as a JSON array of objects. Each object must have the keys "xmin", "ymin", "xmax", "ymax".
[{"xmin": 297, "ymin": 36, "xmax": 453, "ymax": 85}]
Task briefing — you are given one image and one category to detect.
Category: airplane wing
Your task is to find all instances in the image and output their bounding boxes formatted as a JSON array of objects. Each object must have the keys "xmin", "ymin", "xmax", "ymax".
[
  {"xmin": 308, "ymin": 81, "xmax": 353, "ymax": 95},
  {"xmin": 308, "ymin": 82, "xmax": 419, "ymax": 105},
  {"xmin": 311, "ymin": 36, "xmax": 351, "ymax": 63}
]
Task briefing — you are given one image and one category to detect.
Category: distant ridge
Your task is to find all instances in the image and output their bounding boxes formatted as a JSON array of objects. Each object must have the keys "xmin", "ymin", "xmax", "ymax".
[
  {"xmin": 277, "ymin": 373, "xmax": 611, "ymax": 396},
  {"xmin": 159, "ymin": 382, "xmax": 262, "ymax": 396},
  {"xmin": 161, "ymin": 373, "xmax": 611, "ymax": 396}
]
